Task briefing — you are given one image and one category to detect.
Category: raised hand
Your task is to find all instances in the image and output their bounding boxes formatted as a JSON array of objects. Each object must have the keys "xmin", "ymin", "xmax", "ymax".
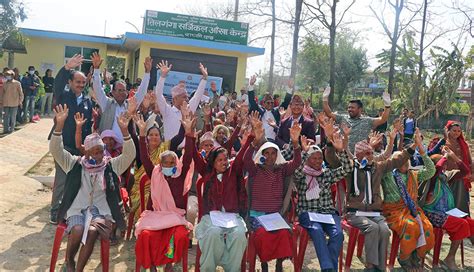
[
  {"xmin": 199, "ymin": 63, "xmax": 208, "ymax": 79},
  {"xmin": 331, "ymin": 131, "xmax": 344, "ymax": 152},
  {"xmin": 249, "ymin": 75, "xmax": 257, "ymax": 86},
  {"xmin": 117, "ymin": 112, "xmax": 131, "ymax": 132},
  {"xmin": 289, "ymin": 123, "xmax": 302, "ymax": 144},
  {"xmin": 249, "ymin": 111, "xmax": 261, "ymax": 129},
  {"xmin": 267, "ymin": 118, "xmax": 277, "ymax": 128},
  {"xmin": 368, "ymin": 131, "xmax": 383, "ymax": 147},
  {"xmin": 65, "ymin": 54, "xmax": 83, "ymax": 70},
  {"xmin": 142, "ymin": 93, "xmax": 151, "ymax": 110},
  {"xmin": 180, "ymin": 101, "xmax": 190, "ymax": 118},
  {"xmin": 103, "ymin": 68, "xmax": 110, "ymax": 85},
  {"xmin": 278, "ymin": 107, "xmax": 286, "ymax": 116},
  {"xmin": 202, "ymin": 103, "xmax": 211, "ymax": 116},
  {"xmin": 322, "ymin": 87, "xmax": 331, "ymax": 101},
  {"xmin": 382, "ymin": 91, "xmax": 391, "ymax": 107},
  {"xmin": 300, "ymin": 135, "xmax": 310, "ymax": 152},
  {"xmin": 144, "ymin": 57, "xmax": 152, "ymax": 73},
  {"xmin": 341, "ymin": 123, "xmax": 351, "ymax": 137},
  {"xmin": 74, "ymin": 112, "xmax": 87, "ymax": 127},
  {"xmin": 91, "ymin": 52, "xmax": 102, "ymax": 69},
  {"xmin": 53, "ymin": 104, "xmax": 69, "ymax": 128},
  {"xmin": 240, "ymin": 128, "xmax": 251, "ymax": 145},
  {"xmin": 414, "ymin": 128, "xmax": 423, "ymax": 148},
  {"xmin": 181, "ymin": 112, "xmax": 196, "ymax": 136},
  {"xmin": 133, "ymin": 114, "xmax": 147, "ymax": 136},
  {"xmin": 287, "ymin": 78, "xmax": 294, "ymax": 89},
  {"xmin": 127, "ymin": 96, "xmax": 138, "ymax": 116},
  {"xmin": 157, "ymin": 60, "xmax": 172, "ymax": 77}
]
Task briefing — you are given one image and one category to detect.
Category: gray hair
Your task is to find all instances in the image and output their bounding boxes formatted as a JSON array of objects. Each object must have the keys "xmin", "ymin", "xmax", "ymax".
[{"xmin": 160, "ymin": 150, "xmax": 177, "ymax": 162}]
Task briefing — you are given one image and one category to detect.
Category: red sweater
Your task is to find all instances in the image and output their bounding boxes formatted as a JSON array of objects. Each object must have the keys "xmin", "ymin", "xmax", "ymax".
[
  {"xmin": 193, "ymin": 135, "xmax": 253, "ymax": 215},
  {"xmin": 140, "ymin": 135, "xmax": 193, "ymax": 210}
]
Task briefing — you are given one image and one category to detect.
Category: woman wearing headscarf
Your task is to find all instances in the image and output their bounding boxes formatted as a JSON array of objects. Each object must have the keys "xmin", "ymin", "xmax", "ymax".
[
  {"xmin": 381, "ymin": 129, "xmax": 436, "ymax": 272},
  {"xmin": 419, "ymin": 147, "xmax": 474, "ymax": 270},
  {"xmin": 134, "ymin": 113, "xmax": 195, "ymax": 271},
  {"xmin": 49, "ymin": 105, "xmax": 134, "ymax": 271},
  {"xmin": 191, "ymin": 122, "xmax": 254, "ymax": 272},
  {"xmin": 242, "ymin": 112, "xmax": 302, "ymax": 272}
]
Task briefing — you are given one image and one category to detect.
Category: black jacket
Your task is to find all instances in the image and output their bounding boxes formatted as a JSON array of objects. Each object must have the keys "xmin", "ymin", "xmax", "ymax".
[
  {"xmin": 57, "ymin": 162, "xmax": 126, "ymax": 230},
  {"xmin": 248, "ymin": 89, "xmax": 292, "ymax": 125}
]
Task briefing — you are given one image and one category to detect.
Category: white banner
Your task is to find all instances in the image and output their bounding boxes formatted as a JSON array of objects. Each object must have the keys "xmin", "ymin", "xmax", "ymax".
[{"xmin": 158, "ymin": 70, "xmax": 223, "ymax": 98}]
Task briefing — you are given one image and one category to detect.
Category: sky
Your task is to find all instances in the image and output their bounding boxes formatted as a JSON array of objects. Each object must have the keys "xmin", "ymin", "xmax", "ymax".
[{"xmin": 18, "ymin": 0, "xmax": 473, "ymax": 77}]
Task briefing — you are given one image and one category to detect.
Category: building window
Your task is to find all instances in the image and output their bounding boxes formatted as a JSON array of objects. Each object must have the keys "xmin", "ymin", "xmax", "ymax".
[{"xmin": 64, "ymin": 46, "xmax": 99, "ymax": 74}]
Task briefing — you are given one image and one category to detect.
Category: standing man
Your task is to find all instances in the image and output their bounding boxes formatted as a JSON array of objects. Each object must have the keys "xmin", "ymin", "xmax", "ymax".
[
  {"xmin": 403, "ymin": 110, "xmax": 417, "ymax": 144},
  {"xmin": 41, "ymin": 69, "xmax": 55, "ymax": 116},
  {"xmin": 154, "ymin": 60, "xmax": 208, "ymax": 141},
  {"xmin": 1, "ymin": 70, "xmax": 23, "ymax": 134},
  {"xmin": 322, "ymin": 87, "xmax": 391, "ymax": 152},
  {"xmin": 21, "ymin": 66, "xmax": 40, "ymax": 123},
  {"xmin": 91, "ymin": 52, "xmax": 151, "ymax": 141},
  {"xmin": 49, "ymin": 54, "xmax": 94, "ymax": 224}
]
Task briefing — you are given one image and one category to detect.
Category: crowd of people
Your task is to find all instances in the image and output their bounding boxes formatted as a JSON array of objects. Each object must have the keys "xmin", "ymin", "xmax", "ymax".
[{"xmin": 4, "ymin": 52, "xmax": 473, "ymax": 272}]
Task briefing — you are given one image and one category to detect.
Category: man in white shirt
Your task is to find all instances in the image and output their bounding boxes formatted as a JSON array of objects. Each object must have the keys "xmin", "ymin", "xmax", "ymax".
[
  {"xmin": 91, "ymin": 52, "xmax": 151, "ymax": 141},
  {"xmin": 239, "ymin": 87, "xmax": 249, "ymax": 106},
  {"xmin": 154, "ymin": 60, "xmax": 208, "ymax": 141}
]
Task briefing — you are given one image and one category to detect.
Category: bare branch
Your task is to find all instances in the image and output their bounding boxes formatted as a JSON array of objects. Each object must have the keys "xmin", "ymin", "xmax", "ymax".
[
  {"xmin": 336, "ymin": 0, "xmax": 356, "ymax": 27},
  {"xmin": 369, "ymin": 5, "xmax": 393, "ymax": 40}
]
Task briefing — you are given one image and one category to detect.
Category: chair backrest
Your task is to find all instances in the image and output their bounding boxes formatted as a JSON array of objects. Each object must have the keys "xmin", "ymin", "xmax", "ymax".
[
  {"xmin": 139, "ymin": 174, "xmax": 151, "ymax": 214},
  {"xmin": 196, "ymin": 178, "xmax": 205, "ymax": 222}
]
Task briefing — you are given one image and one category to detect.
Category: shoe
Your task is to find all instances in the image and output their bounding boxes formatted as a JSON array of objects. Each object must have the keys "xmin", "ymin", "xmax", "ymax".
[{"xmin": 49, "ymin": 219, "xmax": 58, "ymax": 225}]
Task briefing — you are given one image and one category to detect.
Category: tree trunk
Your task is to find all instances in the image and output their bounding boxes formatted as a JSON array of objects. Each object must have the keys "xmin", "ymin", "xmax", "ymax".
[
  {"xmin": 387, "ymin": 0, "xmax": 404, "ymax": 96},
  {"xmin": 328, "ymin": 0, "xmax": 337, "ymax": 104},
  {"xmin": 267, "ymin": 0, "xmax": 276, "ymax": 94},
  {"xmin": 414, "ymin": 0, "xmax": 427, "ymax": 113},
  {"xmin": 290, "ymin": 0, "xmax": 303, "ymax": 81}
]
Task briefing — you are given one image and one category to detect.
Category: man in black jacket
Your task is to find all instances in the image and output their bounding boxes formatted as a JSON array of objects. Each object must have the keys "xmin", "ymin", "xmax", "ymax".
[
  {"xmin": 248, "ymin": 75, "xmax": 292, "ymax": 142},
  {"xmin": 50, "ymin": 54, "xmax": 93, "ymax": 224}
]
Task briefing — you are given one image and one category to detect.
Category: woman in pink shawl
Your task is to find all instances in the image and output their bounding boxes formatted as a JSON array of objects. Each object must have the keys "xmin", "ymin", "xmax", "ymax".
[{"xmin": 133, "ymin": 113, "xmax": 195, "ymax": 271}]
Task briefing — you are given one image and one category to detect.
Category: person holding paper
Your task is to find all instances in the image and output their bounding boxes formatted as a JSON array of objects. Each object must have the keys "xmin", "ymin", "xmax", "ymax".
[
  {"xmin": 288, "ymin": 127, "xmax": 352, "ymax": 272},
  {"xmin": 49, "ymin": 105, "xmax": 133, "ymax": 272},
  {"xmin": 381, "ymin": 128, "xmax": 436, "ymax": 271},
  {"xmin": 242, "ymin": 112, "xmax": 302, "ymax": 272},
  {"xmin": 154, "ymin": 60, "xmax": 208, "ymax": 142},
  {"xmin": 344, "ymin": 136, "xmax": 404, "ymax": 272},
  {"xmin": 419, "ymin": 148, "xmax": 474, "ymax": 270},
  {"xmin": 133, "ymin": 113, "xmax": 195, "ymax": 271},
  {"xmin": 192, "ymin": 122, "xmax": 254, "ymax": 272}
]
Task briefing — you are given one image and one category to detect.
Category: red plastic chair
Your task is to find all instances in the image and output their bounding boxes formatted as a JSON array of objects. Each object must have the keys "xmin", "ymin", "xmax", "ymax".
[
  {"xmin": 126, "ymin": 174, "xmax": 148, "ymax": 240},
  {"xmin": 49, "ymin": 222, "xmax": 109, "ymax": 272},
  {"xmin": 134, "ymin": 173, "xmax": 189, "ymax": 271},
  {"xmin": 195, "ymin": 179, "xmax": 246, "ymax": 272},
  {"xmin": 431, "ymin": 227, "xmax": 465, "ymax": 268}
]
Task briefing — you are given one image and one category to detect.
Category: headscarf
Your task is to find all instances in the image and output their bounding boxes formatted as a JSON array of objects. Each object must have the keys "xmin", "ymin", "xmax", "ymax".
[
  {"xmin": 100, "ymin": 130, "xmax": 122, "ymax": 149},
  {"xmin": 303, "ymin": 146, "xmax": 324, "ymax": 200},
  {"xmin": 445, "ymin": 120, "xmax": 472, "ymax": 190},
  {"xmin": 354, "ymin": 140, "xmax": 373, "ymax": 158},
  {"xmin": 253, "ymin": 142, "xmax": 286, "ymax": 165},
  {"xmin": 80, "ymin": 133, "xmax": 112, "ymax": 190}
]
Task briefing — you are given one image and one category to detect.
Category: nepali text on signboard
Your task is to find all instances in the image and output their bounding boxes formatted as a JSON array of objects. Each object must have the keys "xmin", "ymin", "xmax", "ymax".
[{"xmin": 144, "ymin": 10, "xmax": 248, "ymax": 45}]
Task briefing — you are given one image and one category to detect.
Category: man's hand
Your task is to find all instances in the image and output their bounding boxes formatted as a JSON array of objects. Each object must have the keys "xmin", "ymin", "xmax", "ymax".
[
  {"xmin": 199, "ymin": 63, "xmax": 208, "ymax": 79},
  {"xmin": 65, "ymin": 54, "xmax": 84, "ymax": 70},
  {"xmin": 53, "ymin": 104, "xmax": 69, "ymax": 131},
  {"xmin": 322, "ymin": 87, "xmax": 331, "ymax": 102},
  {"xmin": 181, "ymin": 112, "xmax": 196, "ymax": 137},
  {"xmin": 382, "ymin": 91, "xmax": 391, "ymax": 107},
  {"xmin": 74, "ymin": 112, "xmax": 87, "ymax": 128},
  {"xmin": 144, "ymin": 57, "xmax": 152, "ymax": 73},
  {"xmin": 91, "ymin": 52, "xmax": 102, "ymax": 69},
  {"xmin": 117, "ymin": 112, "xmax": 131, "ymax": 135},
  {"xmin": 249, "ymin": 75, "xmax": 257, "ymax": 86},
  {"xmin": 157, "ymin": 60, "xmax": 172, "ymax": 78},
  {"xmin": 127, "ymin": 96, "xmax": 138, "ymax": 116},
  {"xmin": 331, "ymin": 131, "xmax": 344, "ymax": 152}
]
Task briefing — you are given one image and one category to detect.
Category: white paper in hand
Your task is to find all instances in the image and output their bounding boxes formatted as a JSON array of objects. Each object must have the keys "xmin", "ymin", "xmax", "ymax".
[
  {"xmin": 445, "ymin": 208, "xmax": 468, "ymax": 218},
  {"xmin": 415, "ymin": 215, "xmax": 426, "ymax": 248},
  {"xmin": 81, "ymin": 208, "xmax": 93, "ymax": 245},
  {"xmin": 355, "ymin": 211, "xmax": 381, "ymax": 217},
  {"xmin": 257, "ymin": 213, "xmax": 290, "ymax": 231},
  {"xmin": 210, "ymin": 211, "xmax": 239, "ymax": 228},
  {"xmin": 308, "ymin": 212, "xmax": 335, "ymax": 225}
]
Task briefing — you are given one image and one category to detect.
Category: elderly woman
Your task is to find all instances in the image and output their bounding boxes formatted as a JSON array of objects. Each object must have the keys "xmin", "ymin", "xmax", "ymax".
[
  {"xmin": 242, "ymin": 112, "xmax": 302, "ymax": 272},
  {"xmin": 419, "ymin": 148, "xmax": 474, "ymax": 270},
  {"xmin": 212, "ymin": 122, "xmax": 241, "ymax": 155},
  {"xmin": 50, "ymin": 104, "xmax": 134, "ymax": 271},
  {"xmin": 192, "ymin": 125, "xmax": 254, "ymax": 272},
  {"xmin": 134, "ymin": 113, "xmax": 195, "ymax": 271},
  {"xmin": 381, "ymin": 129, "xmax": 436, "ymax": 272}
]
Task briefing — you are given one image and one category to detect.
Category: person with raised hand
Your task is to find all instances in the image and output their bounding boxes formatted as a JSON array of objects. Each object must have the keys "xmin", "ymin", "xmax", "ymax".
[
  {"xmin": 242, "ymin": 112, "xmax": 302, "ymax": 272},
  {"xmin": 49, "ymin": 104, "xmax": 135, "ymax": 271},
  {"xmin": 381, "ymin": 128, "xmax": 435, "ymax": 272},
  {"xmin": 322, "ymin": 86, "xmax": 391, "ymax": 153},
  {"xmin": 91, "ymin": 52, "xmax": 151, "ymax": 141},
  {"xmin": 154, "ymin": 60, "xmax": 208, "ymax": 142},
  {"xmin": 50, "ymin": 54, "xmax": 94, "ymax": 224}
]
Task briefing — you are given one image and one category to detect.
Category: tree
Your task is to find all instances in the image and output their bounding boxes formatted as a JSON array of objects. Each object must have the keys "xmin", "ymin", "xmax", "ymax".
[
  {"xmin": 267, "ymin": 0, "xmax": 276, "ymax": 94},
  {"xmin": 289, "ymin": 0, "xmax": 304, "ymax": 81},
  {"xmin": 0, "ymin": 0, "xmax": 27, "ymax": 57},
  {"xmin": 304, "ymin": 0, "xmax": 356, "ymax": 104},
  {"xmin": 297, "ymin": 36, "xmax": 329, "ymax": 98}
]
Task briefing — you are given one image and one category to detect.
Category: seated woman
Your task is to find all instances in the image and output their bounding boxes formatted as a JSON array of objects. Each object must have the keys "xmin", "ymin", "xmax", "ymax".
[
  {"xmin": 293, "ymin": 131, "xmax": 352, "ymax": 272},
  {"xmin": 129, "ymin": 111, "xmax": 185, "ymax": 227},
  {"xmin": 192, "ymin": 121, "xmax": 253, "ymax": 272},
  {"xmin": 381, "ymin": 128, "xmax": 436, "ymax": 272},
  {"xmin": 242, "ymin": 112, "xmax": 302, "ymax": 272},
  {"xmin": 420, "ymin": 147, "xmax": 474, "ymax": 270},
  {"xmin": 50, "ymin": 105, "xmax": 134, "ymax": 271},
  {"xmin": 134, "ymin": 113, "xmax": 195, "ymax": 271},
  {"xmin": 212, "ymin": 122, "xmax": 241, "ymax": 155}
]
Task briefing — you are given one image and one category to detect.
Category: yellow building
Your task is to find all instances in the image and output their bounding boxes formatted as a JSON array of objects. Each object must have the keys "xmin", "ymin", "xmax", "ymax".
[{"xmin": 1, "ymin": 26, "xmax": 264, "ymax": 92}]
